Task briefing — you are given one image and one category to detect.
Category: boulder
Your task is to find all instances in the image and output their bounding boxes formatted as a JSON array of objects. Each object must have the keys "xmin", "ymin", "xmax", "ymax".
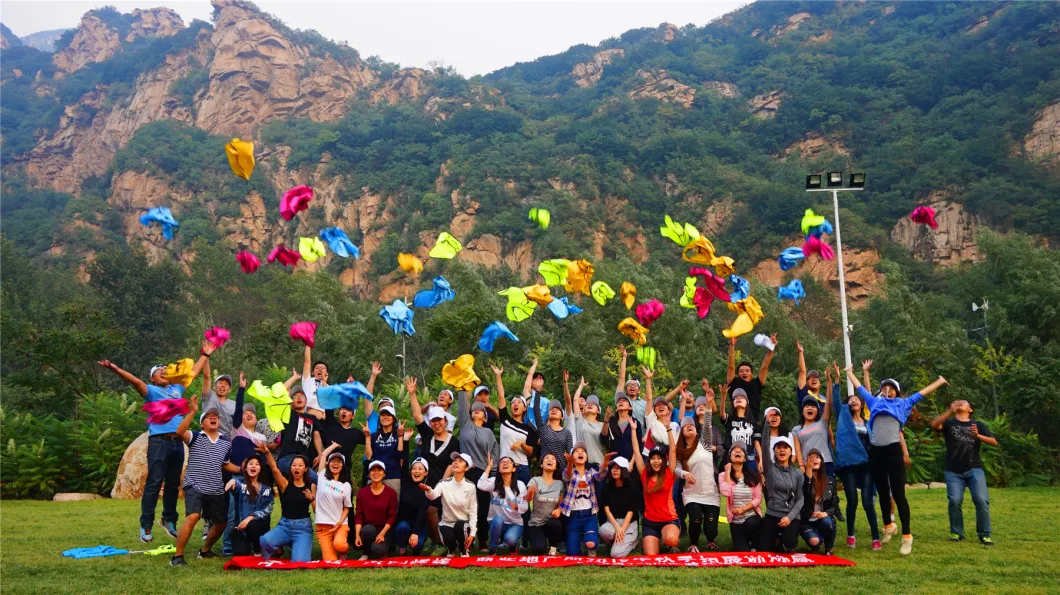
[
  {"xmin": 53, "ymin": 493, "xmax": 104, "ymax": 502},
  {"xmin": 111, "ymin": 431, "xmax": 187, "ymax": 500}
]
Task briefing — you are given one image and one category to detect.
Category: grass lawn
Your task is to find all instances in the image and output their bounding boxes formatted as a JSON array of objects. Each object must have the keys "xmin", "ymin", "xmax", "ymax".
[{"xmin": 2, "ymin": 487, "xmax": 1058, "ymax": 594}]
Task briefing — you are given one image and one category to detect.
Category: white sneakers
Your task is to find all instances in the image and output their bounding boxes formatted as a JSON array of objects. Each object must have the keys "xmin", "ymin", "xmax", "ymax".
[
  {"xmin": 900, "ymin": 535, "xmax": 913, "ymax": 555},
  {"xmin": 881, "ymin": 524, "xmax": 898, "ymax": 544},
  {"xmin": 547, "ymin": 547, "xmax": 558, "ymax": 556}
]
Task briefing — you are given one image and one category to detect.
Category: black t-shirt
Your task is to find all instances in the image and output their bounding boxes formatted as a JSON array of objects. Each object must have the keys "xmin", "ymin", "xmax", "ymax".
[
  {"xmin": 278, "ymin": 412, "xmax": 317, "ymax": 459},
  {"xmin": 601, "ymin": 478, "xmax": 642, "ymax": 522},
  {"xmin": 416, "ymin": 421, "xmax": 460, "ymax": 487},
  {"xmin": 943, "ymin": 418, "xmax": 992, "ymax": 473},
  {"xmin": 279, "ymin": 480, "xmax": 313, "ymax": 519},
  {"xmin": 314, "ymin": 410, "xmax": 365, "ymax": 461},
  {"xmin": 728, "ymin": 378, "xmax": 764, "ymax": 421},
  {"xmin": 724, "ymin": 415, "xmax": 760, "ymax": 461}
]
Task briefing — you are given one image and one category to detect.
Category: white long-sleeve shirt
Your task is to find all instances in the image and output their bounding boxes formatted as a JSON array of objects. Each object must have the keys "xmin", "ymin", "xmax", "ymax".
[
  {"xmin": 676, "ymin": 415, "xmax": 720, "ymax": 507},
  {"xmin": 475, "ymin": 476, "xmax": 529, "ymax": 524},
  {"xmin": 426, "ymin": 476, "xmax": 479, "ymax": 535}
]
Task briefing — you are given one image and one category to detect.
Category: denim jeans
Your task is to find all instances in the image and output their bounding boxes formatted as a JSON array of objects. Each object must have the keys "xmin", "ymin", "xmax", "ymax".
[
  {"xmin": 945, "ymin": 468, "xmax": 991, "ymax": 538},
  {"xmin": 140, "ymin": 435, "xmax": 185, "ymax": 530},
  {"xmin": 516, "ymin": 464, "xmax": 531, "ymax": 532},
  {"xmin": 276, "ymin": 454, "xmax": 318, "ymax": 485},
  {"xmin": 260, "ymin": 517, "xmax": 314, "ymax": 562},
  {"xmin": 565, "ymin": 509, "xmax": 599, "ymax": 555},
  {"xmin": 799, "ymin": 515, "xmax": 837, "ymax": 551},
  {"xmin": 395, "ymin": 520, "xmax": 428, "ymax": 555},
  {"xmin": 488, "ymin": 517, "xmax": 524, "ymax": 553}
]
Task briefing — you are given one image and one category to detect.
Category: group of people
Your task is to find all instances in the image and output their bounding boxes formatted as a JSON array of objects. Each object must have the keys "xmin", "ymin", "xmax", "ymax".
[{"xmin": 98, "ymin": 333, "xmax": 998, "ymax": 567}]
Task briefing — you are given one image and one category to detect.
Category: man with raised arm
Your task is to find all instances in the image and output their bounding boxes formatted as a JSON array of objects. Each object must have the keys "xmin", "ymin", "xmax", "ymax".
[
  {"xmin": 725, "ymin": 334, "xmax": 778, "ymax": 421},
  {"xmin": 98, "ymin": 340, "xmax": 215, "ymax": 543},
  {"xmin": 615, "ymin": 345, "xmax": 648, "ymax": 426}
]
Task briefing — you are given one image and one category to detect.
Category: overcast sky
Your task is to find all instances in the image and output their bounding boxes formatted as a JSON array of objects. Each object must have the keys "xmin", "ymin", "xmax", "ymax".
[{"xmin": 0, "ymin": 0, "xmax": 745, "ymax": 76}]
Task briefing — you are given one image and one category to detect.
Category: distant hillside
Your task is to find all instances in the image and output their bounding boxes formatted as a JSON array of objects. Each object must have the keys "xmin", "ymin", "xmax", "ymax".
[
  {"xmin": 20, "ymin": 28, "xmax": 70, "ymax": 52},
  {"xmin": 0, "ymin": 23, "xmax": 22, "ymax": 49},
  {"xmin": 0, "ymin": 0, "xmax": 1058, "ymax": 305}
]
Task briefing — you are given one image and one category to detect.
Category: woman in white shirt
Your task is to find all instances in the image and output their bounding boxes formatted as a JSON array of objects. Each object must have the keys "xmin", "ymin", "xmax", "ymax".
[
  {"xmin": 314, "ymin": 442, "xmax": 352, "ymax": 561},
  {"xmin": 674, "ymin": 382, "xmax": 721, "ymax": 552},
  {"xmin": 421, "ymin": 452, "xmax": 479, "ymax": 556},
  {"xmin": 476, "ymin": 454, "xmax": 529, "ymax": 554}
]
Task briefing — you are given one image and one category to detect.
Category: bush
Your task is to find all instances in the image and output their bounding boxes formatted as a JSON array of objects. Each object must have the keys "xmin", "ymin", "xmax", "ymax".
[{"xmin": 0, "ymin": 392, "xmax": 145, "ymax": 499}]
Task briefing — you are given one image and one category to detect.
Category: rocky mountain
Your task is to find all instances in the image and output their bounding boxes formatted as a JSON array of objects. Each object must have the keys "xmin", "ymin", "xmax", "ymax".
[{"xmin": 2, "ymin": 0, "xmax": 1058, "ymax": 306}]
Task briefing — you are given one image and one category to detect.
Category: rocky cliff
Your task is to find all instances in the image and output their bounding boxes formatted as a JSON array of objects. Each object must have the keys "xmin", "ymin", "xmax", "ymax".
[
  {"xmin": 17, "ymin": 0, "xmax": 387, "ymax": 194},
  {"xmin": 3, "ymin": 0, "xmax": 1056, "ymax": 306},
  {"xmin": 1024, "ymin": 102, "xmax": 1060, "ymax": 168},
  {"xmin": 889, "ymin": 191, "xmax": 983, "ymax": 266}
]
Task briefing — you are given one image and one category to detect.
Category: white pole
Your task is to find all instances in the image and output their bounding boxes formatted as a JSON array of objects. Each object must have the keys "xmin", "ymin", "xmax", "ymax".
[{"xmin": 832, "ymin": 189, "xmax": 854, "ymax": 395}]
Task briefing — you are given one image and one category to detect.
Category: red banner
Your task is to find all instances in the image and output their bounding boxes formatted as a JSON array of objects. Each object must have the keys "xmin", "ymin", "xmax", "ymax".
[{"xmin": 225, "ymin": 552, "xmax": 855, "ymax": 571}]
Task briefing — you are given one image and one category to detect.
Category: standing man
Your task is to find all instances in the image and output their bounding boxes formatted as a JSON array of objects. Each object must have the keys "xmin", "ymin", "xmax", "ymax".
[
  {"xmin": 98, "ymin": 340, "xmax": 215, "ymax": 543},
  {"xmin": 522, "ymin": 358, "xmax": 552, "ymax": 429},
  {"xmin": 277, "ymin": 386, "xmax": 319, "ymax": 483},
  {"xmin": 931, "ymin": 400, "xmax": 997, "ymax": 546},
  {"xmin": 169, "ymin": 396, "xmax": 241, "ymax": 566},
  {"xmin": 616, "ymin": 346, "xmax": 648, "ymax": 427},
  {"xmin": 301, "ymin": 344, "xmax": 328, "ymax": 420},
  {"xmin": 725, "ymin": 334, "xmax": 777, "ymax": 421}
]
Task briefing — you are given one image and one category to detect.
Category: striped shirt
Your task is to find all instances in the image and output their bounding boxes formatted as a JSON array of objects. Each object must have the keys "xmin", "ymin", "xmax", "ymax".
[
  {"xmin": 559, "ymin": 467, "xmax": 602, "ymax": 515},
  {"xmin": 537, "ymin": 424, "xmax": 573, "ymax": 476},
  {"xmin": 730, "ymin": 477, "xmax": 755, "ymax": 523},
  {"xmin": 183, "ymin": 431, "xmax": 232, "ymax": 495}
]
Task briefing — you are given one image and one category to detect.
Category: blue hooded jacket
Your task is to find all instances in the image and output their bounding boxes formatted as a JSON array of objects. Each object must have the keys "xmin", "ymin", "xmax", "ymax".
[
  {"xmin": 855, "ymin": 385, "xmax": 924, "ymax": 432},
  {"xmin": 833, "ymin": 384, "xmax": 868, "ymax": 470}
]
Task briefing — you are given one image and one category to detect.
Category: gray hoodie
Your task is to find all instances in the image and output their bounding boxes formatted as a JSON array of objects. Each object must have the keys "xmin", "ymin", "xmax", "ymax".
[
  {"xmin": 457, "ymin": 390, "xmax": 499, "ymax": 472},
  {"xmin": 761, "ymin": 448, "xmax": 804, "ymax": 522}
]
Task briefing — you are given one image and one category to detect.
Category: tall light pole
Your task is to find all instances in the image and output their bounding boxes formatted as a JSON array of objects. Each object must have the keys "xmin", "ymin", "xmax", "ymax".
[
  {"xmin": 971, "ymin": 298, "xmax": 999, "ymax": 418},
  {"xmin": 806, "ymin": 172, "xmax": 865, "ymax": 396}
]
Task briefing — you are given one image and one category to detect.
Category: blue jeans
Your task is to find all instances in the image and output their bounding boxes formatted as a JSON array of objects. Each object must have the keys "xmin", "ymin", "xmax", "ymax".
[
  {"xmin": 260, "ymin": 517, "xmax": 314, "ymax": 562},
  {"xmin": 140, "ymin": 435, "xmax": 185, "ymax": 530},
  {"xmin": 489, "ymin": 517, "xmax": 524, "ymax": 553},
  {"xmin": 516, "ymin": 464, "xmax": 531, "ymax": 531},
  {"xmin": 799, "ymin": 515, "xmax": 837, "ymax": 551},
  {"xmin": 395, "ymin": 520, "xmax": 427, "ymax": 555},
  {"xmin": 945, "ymin": 468, "xmax": 991, "ymax": 538},
  {"xmin": 277, "ymin": 454, "xmax": 318, "ymax": 484},
  {"xmin": 565, "ymin": 509, "xmax": 599, "ymax": 555}
]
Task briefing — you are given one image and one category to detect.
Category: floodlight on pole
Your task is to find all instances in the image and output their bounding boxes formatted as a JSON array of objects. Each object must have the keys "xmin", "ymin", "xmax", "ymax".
[{"xmin": 806, "ymin": 171, "xmax": 865, "ymax": 395}]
